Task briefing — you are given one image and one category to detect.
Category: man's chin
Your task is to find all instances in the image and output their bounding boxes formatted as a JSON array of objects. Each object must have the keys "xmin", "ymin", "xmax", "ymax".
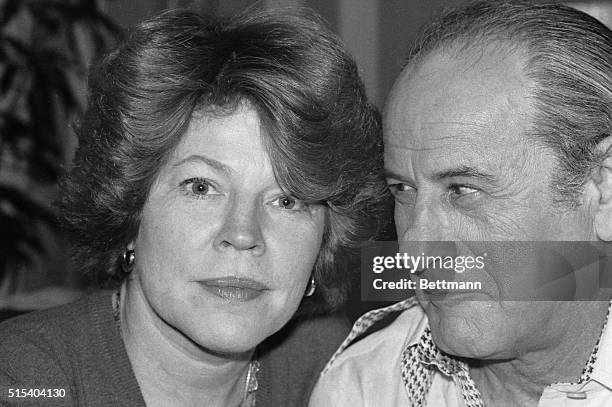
[{"xmin": 425, "ymin": 302, "xmax": 518, "ymax": 360}]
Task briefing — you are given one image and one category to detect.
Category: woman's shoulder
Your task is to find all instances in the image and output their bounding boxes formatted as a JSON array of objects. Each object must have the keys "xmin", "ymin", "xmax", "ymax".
[
  {"xmin": 261, "ymin": 313, "xmax": 350, "ymax": 364},
  {"xmin": 0, "ymin": 290, "xmax": 120, "ymax": 405},
  {"xmin": 0, "ymin": 289, "xmax": 112, "ymax": 344},
  {"xmin": 0, "ymin": 289, "xmax": 114, "ymax": 363}
]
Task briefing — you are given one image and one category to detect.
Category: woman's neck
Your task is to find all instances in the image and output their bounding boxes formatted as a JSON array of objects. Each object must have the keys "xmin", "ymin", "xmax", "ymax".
[{"xmin": 119, "ymin": 281, "xmax": 254, "ymax": 407}]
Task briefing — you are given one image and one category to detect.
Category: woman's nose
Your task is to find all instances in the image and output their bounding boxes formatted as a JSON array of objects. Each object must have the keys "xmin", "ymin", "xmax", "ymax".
[{"xmin": 213, "ymin": 199, "xmax": 265, "ymax": 255}]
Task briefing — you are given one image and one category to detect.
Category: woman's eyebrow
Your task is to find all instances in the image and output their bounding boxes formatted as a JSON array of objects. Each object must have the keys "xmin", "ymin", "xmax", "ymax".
[{"xmin": 172, "ymin": 154, "xmax": 232, "ymax": 174}]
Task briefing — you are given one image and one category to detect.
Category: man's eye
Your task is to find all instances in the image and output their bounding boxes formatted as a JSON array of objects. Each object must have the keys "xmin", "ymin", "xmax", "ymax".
[
  {"xmin": 273, "ymin": 195, "xmax": 306, "ymax": 210},
  {"xmin": 388, "ymin": 183, "xmax": 416, "ymax": 206},
  {"xmin": 388, "ymin": 183, "xmax": 415, "ymax": 195},
  {"xmin": 449, "ymin": 184, "xmax": 479, "ymax": 196},
  {"xmin": 180, "ymin": 177, "xmax": 219, "ymax": 198}
]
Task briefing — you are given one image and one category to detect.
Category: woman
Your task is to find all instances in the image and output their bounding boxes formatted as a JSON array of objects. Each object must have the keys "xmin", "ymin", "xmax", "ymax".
[{"xmin": 0, "ymin": 8, "xmax": 388, "ymax": 407}]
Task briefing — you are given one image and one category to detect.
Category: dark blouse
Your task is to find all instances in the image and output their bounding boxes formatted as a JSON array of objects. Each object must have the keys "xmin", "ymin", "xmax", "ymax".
[{"xmin": 0, "ymin": 289, "xmax": 349, "ymax": 406}]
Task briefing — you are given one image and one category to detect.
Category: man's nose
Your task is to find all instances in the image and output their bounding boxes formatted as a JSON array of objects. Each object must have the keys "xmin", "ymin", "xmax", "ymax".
[
  {"xmin": 213, "ymin": 198, "xmax": 265, "ymax": 255},
  {"xmin": 399, "ymin": 199, "xmax": 448, "ymax": 241},
  {"xmin": 398, "ymin": 202, "xmax": 456, "ymax": 263}
]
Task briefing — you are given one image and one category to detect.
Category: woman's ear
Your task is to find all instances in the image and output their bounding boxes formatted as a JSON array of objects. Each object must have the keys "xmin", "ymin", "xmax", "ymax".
[{"xmin": 592, "ymin": 152, "xmax": 612, "ymax": 241}]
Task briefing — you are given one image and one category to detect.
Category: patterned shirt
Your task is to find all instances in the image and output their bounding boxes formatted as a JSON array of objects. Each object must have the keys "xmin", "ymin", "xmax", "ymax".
[{"xmin": 310, "ymin": 298, "xmax": 612, "ymax": 407}]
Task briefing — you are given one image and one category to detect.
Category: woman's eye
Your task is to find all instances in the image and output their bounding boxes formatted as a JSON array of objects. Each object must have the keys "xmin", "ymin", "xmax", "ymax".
[
  {"xmin": 273, "ymin": 195, "xmax": 306, "ymax": 211},
  {"xmin": 192, "ymin": 180, "xmax": 209, "ymax": 195},
  {"xmin": 280, "ymin": 196, "xmax": 295, "ymax": 209},
  {"xmin": 180, "ymin": 178, "xmax": 219, "ymax": 198}
]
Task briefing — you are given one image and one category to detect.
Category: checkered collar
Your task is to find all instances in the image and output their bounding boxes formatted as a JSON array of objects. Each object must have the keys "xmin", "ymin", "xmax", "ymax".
[
  {"xmin": 413, "ymin": 327, "xmax": 467, "ymax": 376},
  {"xmin": 401, "ymin": 327, "xmax": 483, "ymax": 407}
]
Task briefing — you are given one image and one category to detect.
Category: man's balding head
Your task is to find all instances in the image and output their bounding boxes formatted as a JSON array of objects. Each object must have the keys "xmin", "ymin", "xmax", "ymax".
[{"xmin": 402, "ymin": 0, "xmax": 612, "ymax": 205}]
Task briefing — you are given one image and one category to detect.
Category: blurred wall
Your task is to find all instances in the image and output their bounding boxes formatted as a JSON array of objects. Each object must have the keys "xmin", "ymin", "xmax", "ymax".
[
  {"xmin": 570, "ymin": 1, "xmax": 612, "ymax": 25},
  {"xmin": 105, "ymin": 1, "xmax": 612, "ymax": 109}
]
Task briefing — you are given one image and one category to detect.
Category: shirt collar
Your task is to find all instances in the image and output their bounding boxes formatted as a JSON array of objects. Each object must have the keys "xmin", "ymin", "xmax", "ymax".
[
  {"xmin": 403, "ymin": 327, "xmax": 484, "ymax": 407},
  {"xmin": 588, "ymin": 300, "xmax": 612, "ymax": 390},
  {"xmin": 322, "ymin": 296, "xmax": 419, "ymax": 376},
  {"xmin": 416, "ymin": 327, "xmax": 468, "ymax": 377}
]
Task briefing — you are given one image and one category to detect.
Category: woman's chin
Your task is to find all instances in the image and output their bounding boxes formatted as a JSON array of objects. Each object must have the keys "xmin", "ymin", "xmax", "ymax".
[
  {"xmin": 178, "ymin": 315, "xmax": 276, "ymax": 356},
  {"xmin": 198, "ymin": 340, "xmax": 258, "ymax": 358}
]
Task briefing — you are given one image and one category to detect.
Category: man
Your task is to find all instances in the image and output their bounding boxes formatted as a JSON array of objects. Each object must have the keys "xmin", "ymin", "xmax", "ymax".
[{"xmin": 310, "ymin": 1, "xmax": 612, "ymax": 406}]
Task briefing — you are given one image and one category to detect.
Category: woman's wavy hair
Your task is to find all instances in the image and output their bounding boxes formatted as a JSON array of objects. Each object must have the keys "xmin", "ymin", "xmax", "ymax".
[{"xmin": 60, "ymin": 8, "xmax": 391, "ymax": 312}]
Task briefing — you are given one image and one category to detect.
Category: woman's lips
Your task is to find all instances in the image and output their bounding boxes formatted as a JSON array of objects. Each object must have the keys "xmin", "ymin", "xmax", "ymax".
[{"xmin": 198, "ymin": 277, "xmax": 269, "ymax": 302}]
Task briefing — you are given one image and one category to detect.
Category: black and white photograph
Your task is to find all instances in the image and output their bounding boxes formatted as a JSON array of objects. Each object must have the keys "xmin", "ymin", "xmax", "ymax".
[{"xmin": 1, "ymin": 0, "xmax": 612, "ymax": 406}]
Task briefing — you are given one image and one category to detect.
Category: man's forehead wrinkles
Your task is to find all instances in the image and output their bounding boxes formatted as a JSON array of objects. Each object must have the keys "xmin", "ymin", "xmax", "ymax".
[
  {"xmin": 385, "ymin": 119, "xmax": 487, "ymax": 127},
  {"xmin": 382, "ymin": 141, "xmax": 438, "ymax": 151},
  {"xmin": 383, "ymin": 132, "xmax": 481, "ymax": 148},
  {"xmin": 383, "ymin": 122, "xmax": 489, "ymax": 140},
  {"xmin": 416, "ymin": 120, "xmax": 487, "ymax": 127}
]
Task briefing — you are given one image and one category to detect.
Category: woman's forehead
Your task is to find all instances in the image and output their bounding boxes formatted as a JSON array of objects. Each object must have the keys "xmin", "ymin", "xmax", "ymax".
[{"xmin": 163, "ymin": 106, "xmax": 278, "ymax": 183}]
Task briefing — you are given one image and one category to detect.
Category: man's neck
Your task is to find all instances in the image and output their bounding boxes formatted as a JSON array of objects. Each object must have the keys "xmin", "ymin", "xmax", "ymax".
[
  {"xmin": 119, "ymin": 281, "xmax": 254, "ymax": 407},
  {"xmin": 468, "ymin": 301, "xmax": 609, "ymax": 407}
]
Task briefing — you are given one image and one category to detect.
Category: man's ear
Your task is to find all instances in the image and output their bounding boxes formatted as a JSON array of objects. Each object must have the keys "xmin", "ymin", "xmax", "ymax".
[{"xmin": 591, "ymin": 140, "xmax": 612, "ymax": 241}]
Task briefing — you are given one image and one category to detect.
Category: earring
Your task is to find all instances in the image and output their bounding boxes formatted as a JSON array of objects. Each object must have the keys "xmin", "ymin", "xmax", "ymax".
[
  {"xmin": 304, "ymin": 275, "xmax": 316, "ymax": 297},
  {"xmin": 122, "ymin": 249, "xmax": 135, "ymax": 273}
]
